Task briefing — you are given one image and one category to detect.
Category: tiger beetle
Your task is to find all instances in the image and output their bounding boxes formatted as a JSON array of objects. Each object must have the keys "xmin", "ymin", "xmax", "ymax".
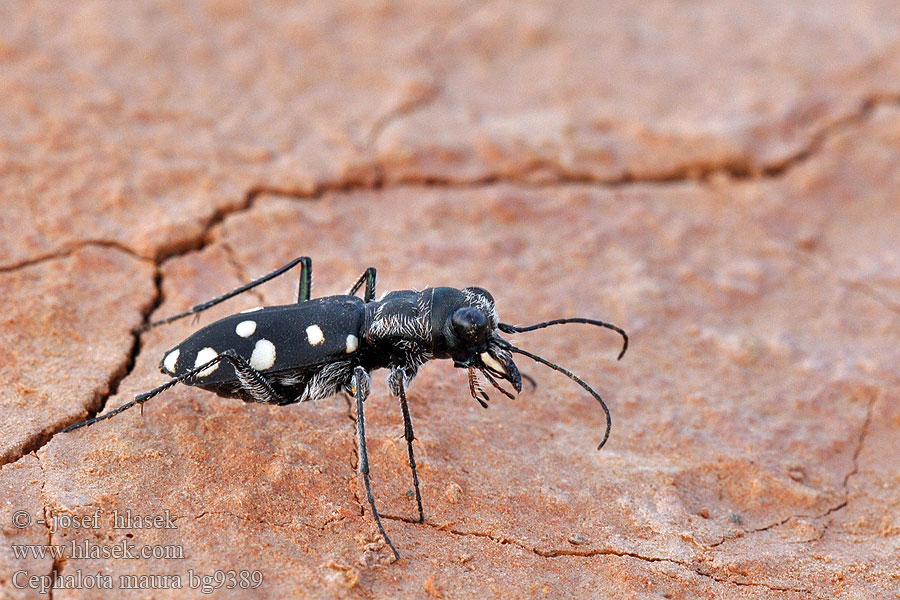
[{"xmin": 63, "ymin": 257, "xmax": 627, "ymax": 559}]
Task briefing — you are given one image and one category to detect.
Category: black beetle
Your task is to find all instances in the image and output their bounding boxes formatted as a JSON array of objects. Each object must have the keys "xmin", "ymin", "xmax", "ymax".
[{"xmin": 64, "ymin": 257, "xmax": 627, "ymax": 559}]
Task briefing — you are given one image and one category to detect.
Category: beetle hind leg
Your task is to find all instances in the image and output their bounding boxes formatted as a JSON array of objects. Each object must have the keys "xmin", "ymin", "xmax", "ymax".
[
  {"xmin": 142, "ymin": 257, "xmax": 312, "ymax": 331},
  {"xmin": 223, "ymin": 351, "xmax": 285, "ymax": 404},
  {"xmin": 62, "ymin": 350, "xmax": 285, "ymax": 433},
  {"xmin": 296, "ymin": 257, "xmax": 312, "ymax": 303}
]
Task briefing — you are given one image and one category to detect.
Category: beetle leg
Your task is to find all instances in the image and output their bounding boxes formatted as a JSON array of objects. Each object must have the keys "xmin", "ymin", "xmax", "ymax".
[
  {"xmin": 141, "ymin": 257, "xmax": 312, "ymax": 331},
  {"xmin": 221, "ymin": 351, "xmax": 285, "ymax": 404},
  {"xmin": 296, "ymin": 257, "xmax": 313, "ymax": 303},
  {"xmin": 395, "ymin": 376, "xmax": 425, "ymax": 523},
  {"xmin": 347, "ymin": 267, "xmax": 377, "ymax": 302},
  {"xmin": 151, "ymin": 349, "xmax": 285, "ymax": 405},
  {"xmin": 63, "ymin": 350, "xmax": 284, "ymax": 432},
  {"xmin": 353, "ymin": 366, "xmax": 400, "ymax": 559}
]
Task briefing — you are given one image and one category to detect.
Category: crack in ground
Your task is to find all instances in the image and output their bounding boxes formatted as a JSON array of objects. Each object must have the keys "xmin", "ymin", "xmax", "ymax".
[
  {"xmin": 1, "ymin": 182, "xmax": 344, "ymax": 475},
  {"xmin": 830, "ymin": 273, "xmax": 900, "ymax": 318},
  {"xmin": 194, "ymin": 509, "xmax": 359, "ymax": 533},
  {"xmin": 192, "ymin": 509, "xmax": 304, "ymax": 531},
  {"xmin": 152, "ymin": 182, "xmax": 366, "ymax": 265},
  {"xmin": 71, "ymin": 264, "xmax": 163, "ymax": 423},
  {"xmin": 793, "ymin": 248, "xmax": 900, "ymax": 320},
  {"xmin": 0, "ymin": 240, "xmax": 141, "ymax": 273},
  {"xmin": 692, "ymin": 567, "xmax": 812, "ymax": 595},
  {"xmin": 366, "ymin": 79, "xmax": 440, "ymax": 153},
  {"xmin": 844, "ymin": 390, "xmax": 875, "ymax": 490},
  {"xmin": 362, "ymin": 0, "xmax": 479, "ymax": 155},
  {"xmin": 693, "ymin": 196, "xmax": 892, "ymax": 554},
  {"xmin": 380, "ymin": 514, "xmax": 811, "ymax": 594},
  {"xmin": 368, "ymin": 92, "xmax": 897, "ymax": 190},
  {"xmin": 707, "ymin": 387, "xmax": 878, "ymax": 551},
  {"xmin": 4, "ymin": 90, "xmax": 895, "ymax": 595},
  {"xmin": 364, "ymin": 3, "xmax": 452, "ymax": 154},
  {"xmin": 2, "ymin": 94, "xmax": 896, "ymax": 276},
  {"xmin": 0, "ymin": 185, "xmax": 306, "ymax": 466},
  {"xmin": 374, "ymin": 369, "xmax": 877, "ymax": 591},
  {"xmin": 0, "ymin": 94, "xmax": 896, "ymax": 275},
  {"xmin": 747, "ymin": 96, "xmax": 880, "ymax": 178},
  {"xmin": 220, "ymin": 242, "xmax": 266, "ymax": 306},
  {"xmin": 142, "ymin": 93, "xmax": 899, "ymax": 271},
  {"xmin": 33, "ymin": 453, "xmax": 63, "ymax": 600},
  {"xmin": 0, "ymin": 261, "xmax": 161, "ymax": 470}
]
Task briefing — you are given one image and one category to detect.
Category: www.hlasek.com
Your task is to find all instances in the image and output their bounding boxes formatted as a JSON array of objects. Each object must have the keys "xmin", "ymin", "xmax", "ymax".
[{"xmin": 12, "ymin": 538, "xmax": 184, "ymax": 561}]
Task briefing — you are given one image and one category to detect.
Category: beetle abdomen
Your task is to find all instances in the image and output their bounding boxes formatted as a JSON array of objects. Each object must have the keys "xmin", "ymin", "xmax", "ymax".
[{"xmin": 159, "ymin": 295, "xmax": 366, "ymax": 387}]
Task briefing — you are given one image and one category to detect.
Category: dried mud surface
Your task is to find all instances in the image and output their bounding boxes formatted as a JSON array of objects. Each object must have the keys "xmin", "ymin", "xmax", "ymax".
[{"xmin": 2, "ymin": 2, "xmax": 899, "ymax": 599}]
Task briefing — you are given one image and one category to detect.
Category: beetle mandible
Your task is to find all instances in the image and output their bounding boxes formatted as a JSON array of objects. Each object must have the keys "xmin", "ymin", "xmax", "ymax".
[{"xmin": 64, "ymin": 257, "xmax": 628, "ymax": 559}]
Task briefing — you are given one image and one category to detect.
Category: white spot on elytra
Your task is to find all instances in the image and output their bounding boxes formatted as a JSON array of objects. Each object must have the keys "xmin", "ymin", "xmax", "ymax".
[
  {"xmin": 481, "ymin": 352, "xmax": 506, "ymax": 375},
  {"xmin": 195, "ymin": 347, "xmax": 219, "ymax": 377},
  {"xmin": 345, "ymin": 334, "xmax": 358, "ymax": 353},
  {"xmin": 250, "ymin": 339, "xmax": 277, "ymax": 370},
  {"xmin": 306, "ymin": 325, "xmax": 325, "ymax": 346},
  {"xmin": 163, "ymin": 349, "xmax": 180, "ymax": 374},
  {"xmin": 235, "ymin": 320, "xmax": 257, "ymax": 338},
  {"xmin": 240, "ymin": 306, "xmax": 263, "ymax": 314}
]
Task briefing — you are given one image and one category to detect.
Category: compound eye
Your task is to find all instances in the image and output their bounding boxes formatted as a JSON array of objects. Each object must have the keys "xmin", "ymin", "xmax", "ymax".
[{"xmin": 451, "ymin": 307, "xmax": 488, "ymax": 344}]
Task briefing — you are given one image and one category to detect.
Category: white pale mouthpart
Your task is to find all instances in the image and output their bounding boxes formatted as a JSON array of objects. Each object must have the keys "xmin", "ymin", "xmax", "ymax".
[
  {"xmin": 250, "ymin": 339, "xmax": 277, "ymax": 370},
  {"xmin": 306, "ymin": 324, "xmax": 325, "ymax": 346},
  {"xmin": 235, "ymin": 320, "xmax": 257, "ymax": 337},
  {"xmin": 345, "ymin": 334, "xmax": 359, "ymax": 353},
  {"xmin": 480, "ymin": 352, "xmax": 505, "ymax": 374},
  {"xmin": 194, "ymin": 347, "xmax": 219, "ymax": 377},
  {"xmin": 163, "ymin": 349, "xmax": 180, "ymax": 373}
]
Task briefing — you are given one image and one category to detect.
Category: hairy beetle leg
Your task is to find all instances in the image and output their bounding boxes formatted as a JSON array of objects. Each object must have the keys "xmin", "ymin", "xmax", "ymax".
[{"xmin": 353, "ymin": 367, "xmax": 401, "ymax": 560}]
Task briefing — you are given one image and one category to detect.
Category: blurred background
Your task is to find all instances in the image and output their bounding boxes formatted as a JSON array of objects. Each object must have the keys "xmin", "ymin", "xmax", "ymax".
[{"xmin": 2, "ymin": 2, "xmax": 899, "ymax": 598}]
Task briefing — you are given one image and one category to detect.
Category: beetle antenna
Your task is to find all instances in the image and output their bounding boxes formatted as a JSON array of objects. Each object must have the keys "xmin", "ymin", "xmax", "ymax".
[
  {"xmin": 495, "ymin": 340, "xmax": 613, "ymax": 450},
  {"xmin": 499, "ymin": 318, "xmax": 628, "ymax": 360}
]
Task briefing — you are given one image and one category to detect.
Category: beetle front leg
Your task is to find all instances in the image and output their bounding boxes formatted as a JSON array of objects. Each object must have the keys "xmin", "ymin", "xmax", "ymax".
[{"xmin": 353, "ymin": 366, "xmax": 400, "ymax": 560}]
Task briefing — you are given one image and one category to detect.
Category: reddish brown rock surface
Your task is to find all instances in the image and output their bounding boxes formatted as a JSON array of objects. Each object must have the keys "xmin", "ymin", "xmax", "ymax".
[{"xmin": 2, "ymin": 2, "xmax": 899, "ymax": 599}]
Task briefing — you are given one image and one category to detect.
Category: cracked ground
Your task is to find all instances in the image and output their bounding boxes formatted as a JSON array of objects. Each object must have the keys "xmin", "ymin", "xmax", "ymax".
[{"xmin": 2, "ymin": 2, "xmax": 900, "ymax": 598}]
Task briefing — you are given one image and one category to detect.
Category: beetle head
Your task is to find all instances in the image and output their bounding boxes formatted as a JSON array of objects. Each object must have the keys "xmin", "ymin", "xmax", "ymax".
[{"xmin": 431, "ymin": 286, "xmax": 522, "ymax": 393}]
